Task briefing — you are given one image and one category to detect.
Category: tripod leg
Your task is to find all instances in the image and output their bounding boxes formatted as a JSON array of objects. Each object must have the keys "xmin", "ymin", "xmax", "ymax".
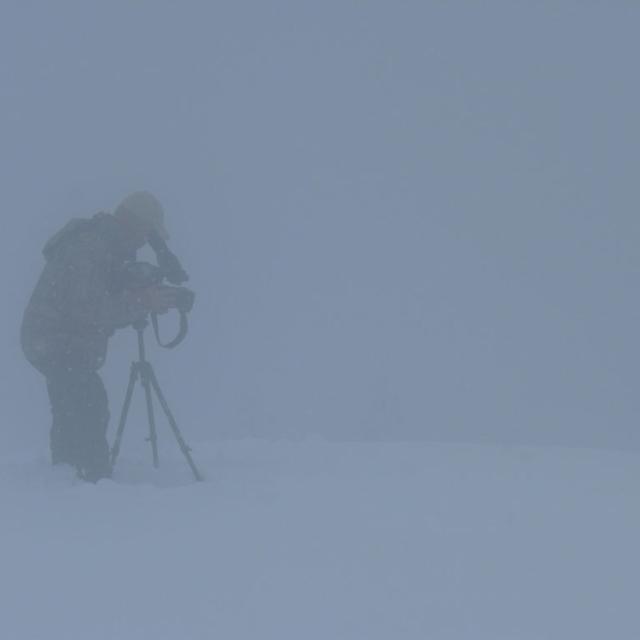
[
  {"xmin": 139, "ymin": 362, "xmax": 160, "ymax": 468},
  {"xmin": 110, "ymin": 363, "xmax": 139, "ymax": 469},
  {"xmin": 147, "ymin": 368, "xmax": 203, "ymax": 481}
]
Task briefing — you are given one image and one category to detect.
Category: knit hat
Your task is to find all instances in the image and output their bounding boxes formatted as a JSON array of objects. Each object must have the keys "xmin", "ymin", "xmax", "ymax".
[{"xmin": 115, "ymin": 191, "xmax": 170, "ymax": 240}]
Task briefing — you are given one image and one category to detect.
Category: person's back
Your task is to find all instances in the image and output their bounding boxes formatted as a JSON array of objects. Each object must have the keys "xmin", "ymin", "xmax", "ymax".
[{"xmin": 22, "ymin": 212, "xmax": 142, "ymax": 373}]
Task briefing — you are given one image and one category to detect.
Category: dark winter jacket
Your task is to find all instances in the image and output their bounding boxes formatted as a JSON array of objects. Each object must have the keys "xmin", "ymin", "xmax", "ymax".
[{"xmin": 21, "ymin": 213, "xmax": 148, "ymax": 373}]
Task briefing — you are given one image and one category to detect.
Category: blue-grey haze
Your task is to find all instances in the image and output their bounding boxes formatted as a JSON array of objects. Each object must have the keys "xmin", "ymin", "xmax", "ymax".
[{"xmin": 2, "ymin": 0, "xmax": 639, "ymax": 451}]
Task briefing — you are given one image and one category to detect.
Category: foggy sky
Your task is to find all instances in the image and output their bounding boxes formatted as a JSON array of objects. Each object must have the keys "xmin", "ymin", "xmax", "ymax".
[{"xmin": 3, "ymin": 1, "xmax": 640, "ymax": 451}]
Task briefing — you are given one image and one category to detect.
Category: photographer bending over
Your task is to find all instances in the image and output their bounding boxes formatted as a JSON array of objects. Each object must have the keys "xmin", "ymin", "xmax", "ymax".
[{"xmin": 21, "ymin": 192, "xmax": 179, "ymax": 482}]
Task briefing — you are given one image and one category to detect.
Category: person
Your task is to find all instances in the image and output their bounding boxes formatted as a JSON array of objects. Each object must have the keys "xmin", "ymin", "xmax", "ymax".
[{"xmin": 21, "ymin": 191, "xmax": 180, "ymax": 482}]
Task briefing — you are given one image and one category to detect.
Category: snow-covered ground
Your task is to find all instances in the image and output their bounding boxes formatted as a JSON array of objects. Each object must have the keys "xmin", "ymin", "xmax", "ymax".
[{"xmin": 1, "ymin": 439, "xmax": 639, "ymax": 640}]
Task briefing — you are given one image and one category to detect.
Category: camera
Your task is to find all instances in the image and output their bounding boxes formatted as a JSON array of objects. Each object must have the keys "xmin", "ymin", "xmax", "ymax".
[
  {"xmin": 114, "ymin": 229, "xmax": 195, "ymax": 347},
  {"xmin": 120, "ymin": 261, "xmax": 195, "ymax": 314}
]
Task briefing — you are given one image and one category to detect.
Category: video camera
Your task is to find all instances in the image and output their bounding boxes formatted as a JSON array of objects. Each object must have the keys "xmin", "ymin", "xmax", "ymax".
[{"xmin": 118, "ymin": 230, "xmax": 195, "ymax": 348}]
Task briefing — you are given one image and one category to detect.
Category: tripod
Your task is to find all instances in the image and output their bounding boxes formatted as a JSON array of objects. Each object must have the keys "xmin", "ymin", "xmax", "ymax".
[{"xmin": 110, "ymin": 317, "xmax": 203, "ymax": 481}]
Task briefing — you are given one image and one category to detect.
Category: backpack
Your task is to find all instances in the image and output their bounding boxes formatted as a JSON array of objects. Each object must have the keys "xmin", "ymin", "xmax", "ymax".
[{"xmin": 42, "ymin": 214, "xmax": 106, "ymax": 261}]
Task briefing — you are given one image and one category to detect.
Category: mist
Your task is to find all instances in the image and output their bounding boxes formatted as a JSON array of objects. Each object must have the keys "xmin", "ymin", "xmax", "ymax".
[
  {"xmin": 2, "ymin": 3, "xmax": 640, "ymax": 638},
  {"xmin": 4, "ymin": 1, "xmax": 639, "ymax": 452},
  {"xmin": 6, "ymin": 2, "xmax": 639, "ymax": 447}
]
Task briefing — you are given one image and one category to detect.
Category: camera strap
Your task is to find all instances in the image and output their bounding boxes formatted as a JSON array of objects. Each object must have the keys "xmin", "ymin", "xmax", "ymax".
[{"xmin": 151, "ymin": 310, "xmax": 189, "ymax": 349}]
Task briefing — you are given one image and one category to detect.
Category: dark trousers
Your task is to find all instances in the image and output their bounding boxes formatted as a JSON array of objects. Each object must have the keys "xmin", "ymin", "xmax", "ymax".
[{"xmin": 44, "ymin": 366, "xmax": 112, "ymax": 481}]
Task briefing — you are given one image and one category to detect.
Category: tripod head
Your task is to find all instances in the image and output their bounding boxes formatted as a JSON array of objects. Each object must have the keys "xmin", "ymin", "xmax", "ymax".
[{"xmin": 132, "ymin": 315, "xmax": 151, "ymax": 333}]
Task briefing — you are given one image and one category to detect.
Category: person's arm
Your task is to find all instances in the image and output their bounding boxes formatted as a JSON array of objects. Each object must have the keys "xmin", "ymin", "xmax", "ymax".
[{"xmin": 57, "ymin": 233, "xmax": 149, "ymax": 332}]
